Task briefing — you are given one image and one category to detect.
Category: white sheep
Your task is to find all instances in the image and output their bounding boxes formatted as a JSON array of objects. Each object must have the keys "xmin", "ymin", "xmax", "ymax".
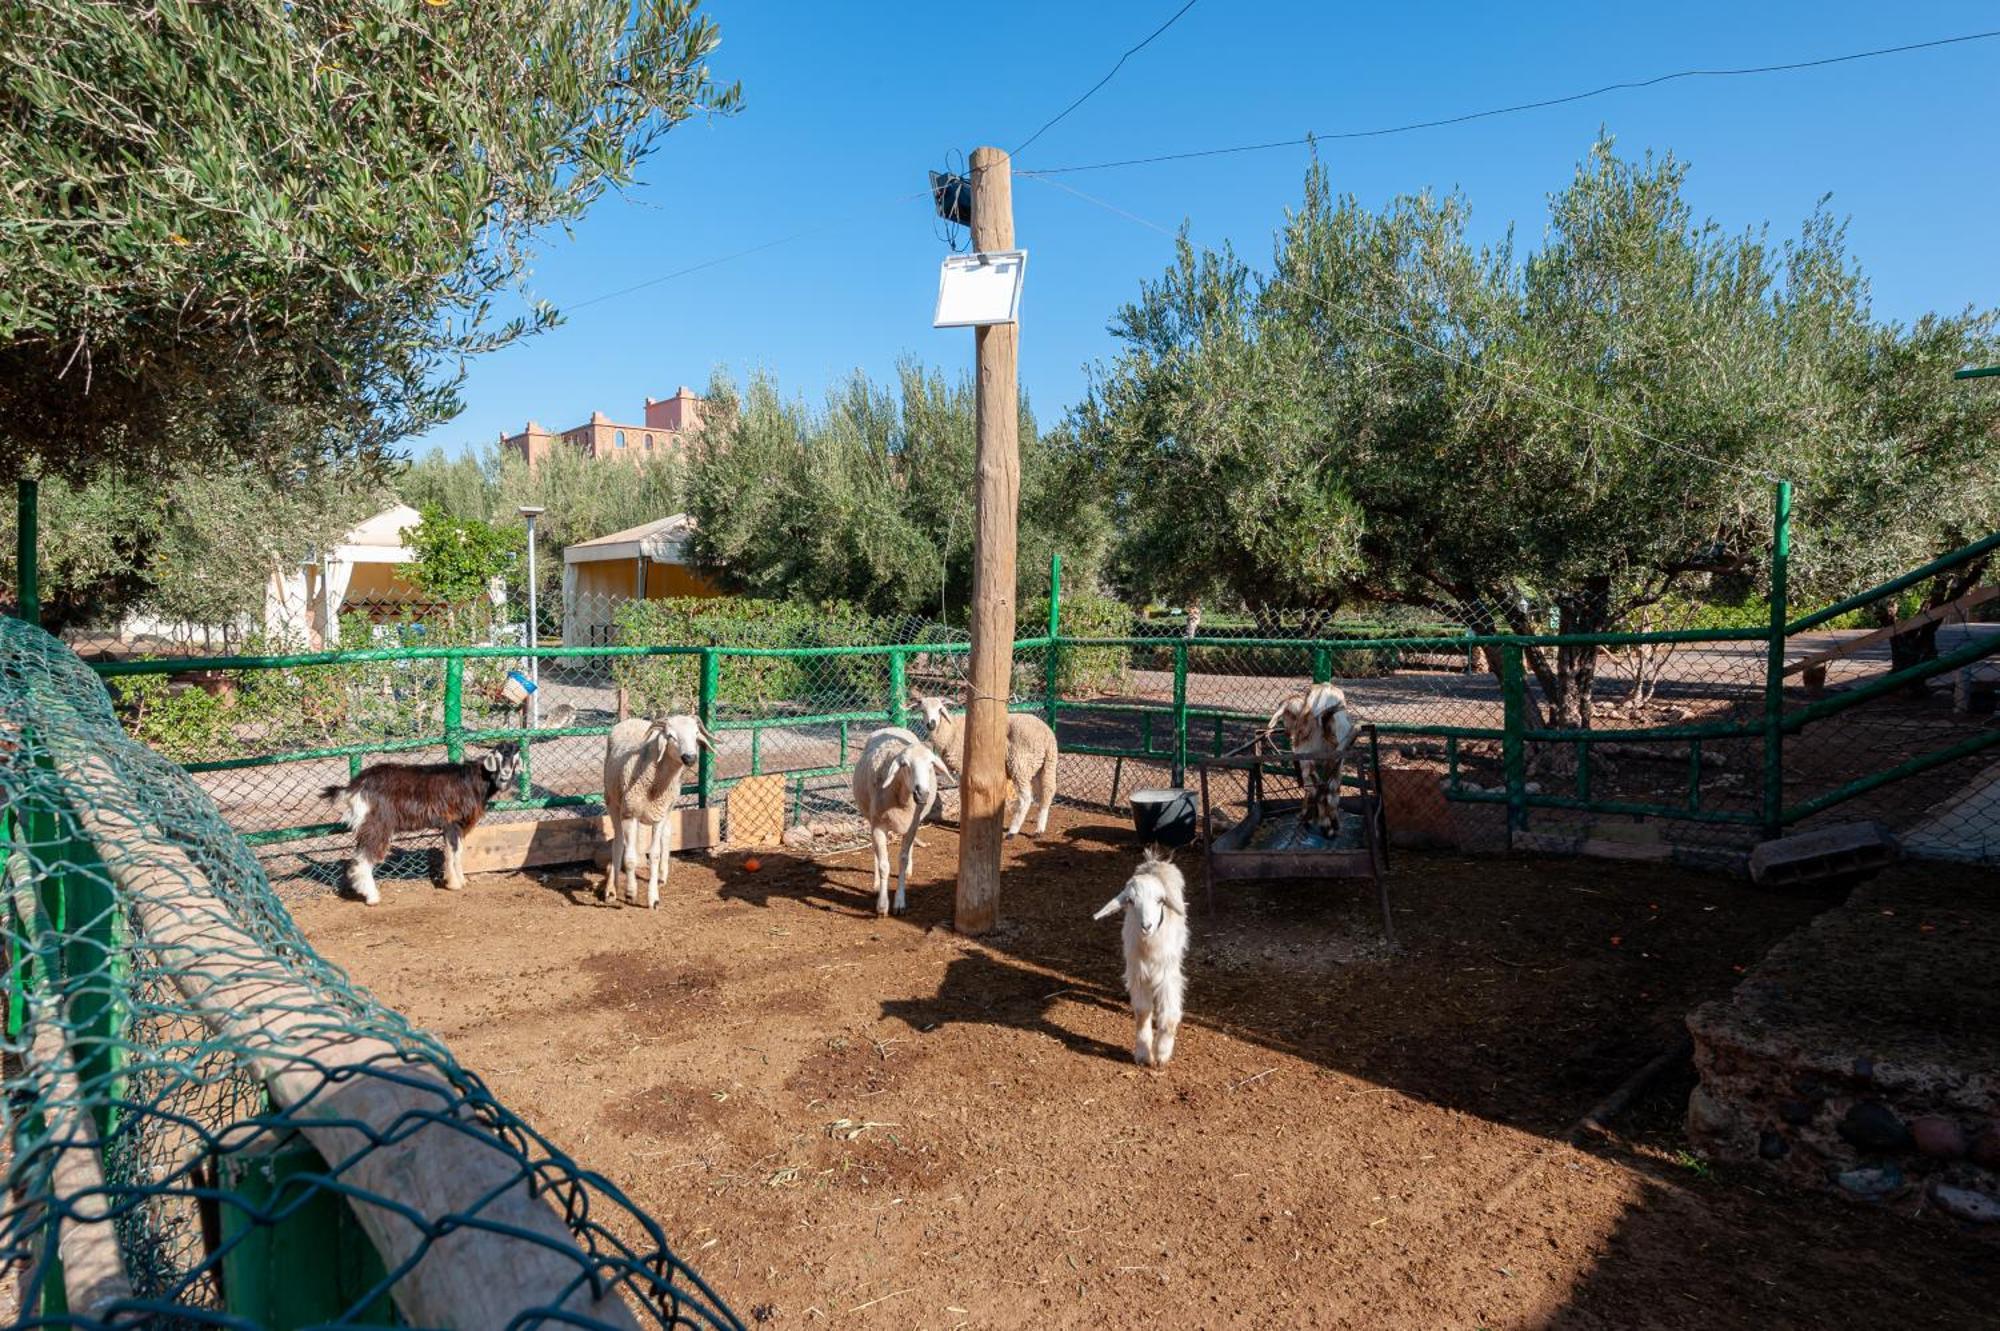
[
  {"xmin": 1093, "ymin": 847, "xmax": 1189, "ymax": 1068},
  {"xmin": 913, "ymin": 694, "xmax": 1059, "ymax": 837},
  {"xmin": 851, "ymin": 727, "xmax": 951, "ymax": 917},
  {"xmin": 602, "ymin": 714, "xmax": 713, "ymax": 909}
]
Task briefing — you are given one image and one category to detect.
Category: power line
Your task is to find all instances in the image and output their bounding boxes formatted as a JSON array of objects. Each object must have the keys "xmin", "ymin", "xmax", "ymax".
[
  {"xmin": 563, "ymin": 187, "xmax": 932, "ymax": 312},
  {"xmin": 1011, "ymin": 0, "xmax": 1205, "ymax": 159},
  {"xmin": 1022, "ymin": 27, "xmax": 2000, "ymax": 175},
  {"xmin": 1025, "ymin": 171, "xmax": 1776, "ymax": 481}
]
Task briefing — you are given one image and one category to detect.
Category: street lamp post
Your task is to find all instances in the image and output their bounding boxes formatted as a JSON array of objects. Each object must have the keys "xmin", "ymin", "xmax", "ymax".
[{"xmin": 518, "ymin": 506, "xmax": 545, "ymax": 728}]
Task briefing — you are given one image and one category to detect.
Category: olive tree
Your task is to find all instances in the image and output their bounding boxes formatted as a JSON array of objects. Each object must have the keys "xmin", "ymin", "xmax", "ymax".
[
  {"xmin": 0, "ymin": 0, "xmax": 736, "ymax": 487},
  {"xmin": 1077, "ymin": 140, "xmax": 2000, "ymax": 726},
  {"xmin": 685, "ymin": 365, "xmax": 1109, "ymax": 619}
]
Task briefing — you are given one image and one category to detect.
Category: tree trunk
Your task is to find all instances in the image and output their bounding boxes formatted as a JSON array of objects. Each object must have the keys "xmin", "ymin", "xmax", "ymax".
[
  {"xmin": 1531, "ymin": 577, "xmax": 1612, "ymax": 733},
  {"xmin": 1889, "ymin": 616, "xmax": 1942, "ymax": 699}
]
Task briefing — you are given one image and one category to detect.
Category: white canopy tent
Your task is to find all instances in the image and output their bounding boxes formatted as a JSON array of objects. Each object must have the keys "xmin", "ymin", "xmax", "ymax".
[{"xmin": 264, "ymin": 503, "xmax": 424, "ymax": 649}]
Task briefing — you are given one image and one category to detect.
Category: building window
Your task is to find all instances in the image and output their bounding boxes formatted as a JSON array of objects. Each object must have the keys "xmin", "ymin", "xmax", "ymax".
[
  {"xmin": 644, "ymin": 434, "xmax": 654, "ymax": 450},
  {"xmin": 615, "ymin": 430, "xmax": 626, "ymax": 448}
]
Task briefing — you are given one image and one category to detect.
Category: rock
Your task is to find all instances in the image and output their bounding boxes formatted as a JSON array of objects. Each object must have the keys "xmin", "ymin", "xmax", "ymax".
[
  {"xmin": 1969, "ymin": 1125, "xmax": 2000, "ymax": 1171},
  {"xmin": 1687, "ymin": 1087, "xmax": 1737, "ymax": 1139},
  {"xmin": 1932, "ymin": 1184, "xmax": 2000, "ymax": 1224},
  {"xmin": 1837, "ymin": 1101, "xmax": 1911, "ymax": 1153},
  {"xmin": 780, "ymin": 826, "xmax": 813, "ymax": 850},
  {"xmin": 1758, "ymin": 1130, "xmax": 1790, "ymax": 1160},
  {"xmin": 1910, "ymin": 1116, "xmax": 1966, "ymax": 1160},
  {"xmin": 1777, "ymin": 1098, "xmax": 1817, "ymax": 1126},
  {"xmin": 1835, "ymin": 1164, "xmax": 1904, "ymax": 1199},
  {"xmin": 1852, "ymin": 1055, "xmax": 1876, "ymax": 1080}
]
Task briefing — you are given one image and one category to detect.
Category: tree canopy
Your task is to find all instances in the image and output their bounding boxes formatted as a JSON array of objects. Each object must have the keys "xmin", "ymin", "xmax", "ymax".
[
  {"xmin": 0, "ymin": 462, "xmax": 385, "ymax": 634},
  {"xmin": 683, "ymin": 365, "xmax": 1111, "ymax": 620},
  {"xmin": 0, "ymin": 0, "xmax": 736, "ymax": 486},
  {"xmin": 1075, "ymin": 139, "xmax": 2000, "ymax": 721}
]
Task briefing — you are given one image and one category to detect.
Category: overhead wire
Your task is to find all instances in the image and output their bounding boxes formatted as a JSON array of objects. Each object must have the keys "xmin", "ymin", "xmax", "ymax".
[
  {"xmin": 1025, "ymin": 171, "xmax": 1779, "ymax": 481},
  {"xmin": 1021, "ymin": 27, "xmax": 2000, "ymax": 174},
  {"xmin": 1010, "ymin": 0, "xmax": 1205, "ymax": 159},
  {"xmin": 562, "ymin": 186, "xmax": 934, "ymax": 311}
]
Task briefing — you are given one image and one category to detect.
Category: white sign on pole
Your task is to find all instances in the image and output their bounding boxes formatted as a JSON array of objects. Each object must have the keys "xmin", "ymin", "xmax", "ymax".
[{"xmin": 933, "ymin": 249, "xmax": 1028, "ymax": 328}]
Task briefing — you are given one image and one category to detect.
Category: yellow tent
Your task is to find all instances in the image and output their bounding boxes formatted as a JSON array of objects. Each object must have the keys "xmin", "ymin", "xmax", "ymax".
[{"xmin": 561, "ymin": 513, "xmax": 721, "ymax": 645}]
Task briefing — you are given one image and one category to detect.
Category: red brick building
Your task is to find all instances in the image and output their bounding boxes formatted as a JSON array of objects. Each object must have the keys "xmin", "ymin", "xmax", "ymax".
[{"xmin": 501, "ymin": 386, "xmax": 707, "ymax": 468}]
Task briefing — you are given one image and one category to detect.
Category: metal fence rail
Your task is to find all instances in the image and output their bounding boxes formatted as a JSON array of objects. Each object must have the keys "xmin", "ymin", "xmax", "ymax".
[{"xmin": 73, "ymin": 538, "xmax": 2000, "ymax": 878}]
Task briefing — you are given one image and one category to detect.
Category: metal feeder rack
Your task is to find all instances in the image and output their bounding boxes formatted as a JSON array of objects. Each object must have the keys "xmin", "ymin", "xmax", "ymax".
[{"xmin": 1197, "ymin": 722, "xmax": 1394, "ymax": 941}]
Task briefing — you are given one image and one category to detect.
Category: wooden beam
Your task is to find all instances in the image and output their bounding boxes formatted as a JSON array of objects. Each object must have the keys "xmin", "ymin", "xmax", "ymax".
[
  {"xmin": 60, "ymin": 749, "xmax": 643, "ymax": 1330},
  {"xmin": 955, "ymin": 144, "xmax": 1019, "ymax": 937},
  {"xmin": 17, "ymin": 982, "xmax": 134, "ymax": 1320},
  {"xmin": 440, "ymin": 809, "xmax": 719, "ymax": 879},
  {"xmin": 1783, "ymin": 583, "xmax": 1997, "ymax": 677}
]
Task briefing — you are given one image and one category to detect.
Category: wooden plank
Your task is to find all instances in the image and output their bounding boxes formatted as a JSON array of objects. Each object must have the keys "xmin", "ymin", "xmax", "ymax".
[
  {"xmin": 1783, "ymin": 584, "xmax": 1998, "ymax": 677},
  {"xmin": 15, "ymin": 954, "xmax": 133, "ymax": 1320},
  {"xmin": 60, "ymin": 749, "xmax": 642, "ymax": 1331},
  {"xmin": 442, "ymin": 809, "xmax": 722, "ymax": 878},
  {"xmin": 589, "ymin": 807, "xmax": 723, "ymax": 871},
  {"xmin": 727, "ymin": 774, "xmax": 786, "ymax": 848}
]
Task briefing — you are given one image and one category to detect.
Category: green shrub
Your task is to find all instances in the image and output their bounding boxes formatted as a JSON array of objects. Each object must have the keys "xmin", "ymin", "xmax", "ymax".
[
  {"xmin": 609, "ymin": 598, "xmax": 896, "ymax": 718},
  {"xmin": 1031, "ymin": 591, "xmax": 1133, "ymax": 697}
]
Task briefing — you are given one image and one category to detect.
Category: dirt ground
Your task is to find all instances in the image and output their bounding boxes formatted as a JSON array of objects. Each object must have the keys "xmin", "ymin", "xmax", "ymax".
[{"xmin": 287, "ymin": 810, "xmax": 1999, "ymax": 1330}]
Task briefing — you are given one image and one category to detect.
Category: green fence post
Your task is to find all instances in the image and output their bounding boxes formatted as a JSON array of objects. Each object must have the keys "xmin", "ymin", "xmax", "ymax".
[
  {"xmin": 1762, "ymin": 480, "xmax": 1792, "ymax": 838},
  {"xmin": 58, "ymin": 827, "xmax": 123, "ymax": 1143},
  {"xmin": 442, "ymin": 656, "xmax": 464, "ymax": 763},
  {"xmin": 888, "ymin": 648, "xmax": 907, "ymax": 728},
  {"xmin": 16, "ymin": 478, "xmax": 39, "ymax": 626},
  {"xmin": 218, "ymin": 1132, "xmax": 398, "ymax": 1326},
  {"xmin": 1171, "ymin": 640, "xmax": 1190, "ymax": 786},
  {"xmin": 697, "ymin": 649, "xmax": 719, "ymax": 807},
  {"xmin": 1311, "ymin": 645, "xmax": 1333, "ymax": 685},
  {"xmin": 1044, "ymin": 554, "xmax": 1062, "ymax": 728},
  {"xmin": 1499, "ymin": 642, "xmax": 1528, "ymax": 834}
]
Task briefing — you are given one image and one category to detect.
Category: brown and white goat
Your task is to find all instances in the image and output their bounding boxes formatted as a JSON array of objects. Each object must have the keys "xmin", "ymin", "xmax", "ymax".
[
  {"xmin": 1266, "ymin": 683, "xmax": 1357, "ymax": 833},
  {"xmin": 322, "ymin": 744, "xmax": 521, "ymax": 905}
]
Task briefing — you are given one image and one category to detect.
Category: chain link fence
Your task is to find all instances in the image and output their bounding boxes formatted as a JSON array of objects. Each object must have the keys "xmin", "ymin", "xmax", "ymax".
[
  {"xmin": 1, "ymin": 615, "xmax": 741, "ymax": 1327},
  {"xmin": 72, "ymin": 524, "xmax": 2000, "ymax": 889}
]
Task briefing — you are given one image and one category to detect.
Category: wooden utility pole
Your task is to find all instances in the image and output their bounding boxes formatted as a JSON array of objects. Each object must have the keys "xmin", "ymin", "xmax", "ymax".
[{"xmin": 955, "ymin": 146, "xmax": 1019, "ymax": 936}]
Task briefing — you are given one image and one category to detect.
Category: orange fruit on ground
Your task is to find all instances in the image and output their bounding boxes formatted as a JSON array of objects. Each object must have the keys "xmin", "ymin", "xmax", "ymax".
[{"xmin": 743, "ymin": 857, "xmax": 762, "ymax": 873}]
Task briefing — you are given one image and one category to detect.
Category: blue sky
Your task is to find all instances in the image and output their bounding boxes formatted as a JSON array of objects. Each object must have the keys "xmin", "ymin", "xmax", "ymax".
[{"xmin": 408, "ymin": 2, "xmax": 2000, "ymax": 458}]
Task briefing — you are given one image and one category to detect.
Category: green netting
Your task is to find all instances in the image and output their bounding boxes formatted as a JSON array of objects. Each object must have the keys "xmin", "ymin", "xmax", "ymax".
[{"xmin": 0, "ymin": 615, "xmax": 741, "ymax": 1329}]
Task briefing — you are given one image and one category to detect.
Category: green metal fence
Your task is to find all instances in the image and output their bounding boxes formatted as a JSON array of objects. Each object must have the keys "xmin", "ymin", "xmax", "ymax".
[
  {"xmin": 0, "ymin": 614, "xmax": 742, "ymax": 1328},
  {"xmin": 74, "ymin": 487, "xmax": 2000, "ymax": 872}
]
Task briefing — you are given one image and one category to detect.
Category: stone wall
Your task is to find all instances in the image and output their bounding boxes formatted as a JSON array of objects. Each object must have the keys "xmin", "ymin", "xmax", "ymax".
[{"xmin": 1687, "ymin": 874, "xmax": 1999, "ymax": 1231}]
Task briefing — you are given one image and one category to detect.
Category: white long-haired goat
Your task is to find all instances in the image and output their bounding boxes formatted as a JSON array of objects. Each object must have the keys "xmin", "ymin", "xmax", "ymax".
[
  {"xmin": 1093, "ymin": 848, "xmax": 1189, "ymax": 1068},
  {"xmin": 603, "ymin": 713, "xmax": 714, "ymax": 909}
]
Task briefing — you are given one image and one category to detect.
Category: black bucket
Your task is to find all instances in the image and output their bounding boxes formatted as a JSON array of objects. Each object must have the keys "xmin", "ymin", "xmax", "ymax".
[{"xmin": 1130, "ymin": 788, "xmax": 1197, "ymax": 848}]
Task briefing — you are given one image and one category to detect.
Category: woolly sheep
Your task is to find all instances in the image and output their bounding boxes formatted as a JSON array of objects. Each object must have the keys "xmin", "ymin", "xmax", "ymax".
[
  {"xmin": 1092, "ymin": 847, "xmax": 1189, "ymax": 1067},
  {"xmin": 913, "ymin": 694, "xmax": 1059, "ymax": 837},
  {"xmin": 603, "ymin": 714, "xmax": 713, "ymax": 909},
  {"xmin": 851, "ymin": 727, "xmax": 951, "ymax": 917}
]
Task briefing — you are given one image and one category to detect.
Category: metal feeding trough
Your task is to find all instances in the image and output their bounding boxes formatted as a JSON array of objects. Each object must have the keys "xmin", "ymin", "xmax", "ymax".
[
  {"xmin": 1197, "ymin": 723, "xmax": 1395, "ymax": 941},
  {"xmin": 1128, "ymin": 787, "xmax": 1198, "ymax": 850}
]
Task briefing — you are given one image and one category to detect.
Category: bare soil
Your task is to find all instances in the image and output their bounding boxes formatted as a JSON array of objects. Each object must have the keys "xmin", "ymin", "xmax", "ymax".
[{"xmin": 287, "ymin": 810, "xmax": 1999, "ymax": 1330}]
